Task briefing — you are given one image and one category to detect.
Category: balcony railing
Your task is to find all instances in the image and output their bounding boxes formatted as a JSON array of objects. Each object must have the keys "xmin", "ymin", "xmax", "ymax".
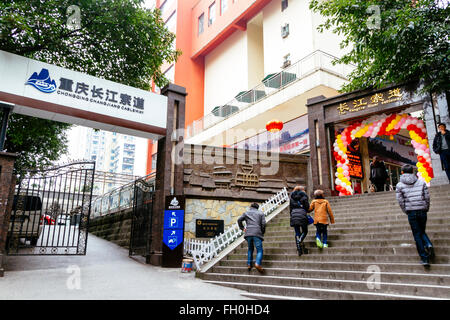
[{"xmin": 185, "ymin": 50, "xmax": 355, "ymax": 140}]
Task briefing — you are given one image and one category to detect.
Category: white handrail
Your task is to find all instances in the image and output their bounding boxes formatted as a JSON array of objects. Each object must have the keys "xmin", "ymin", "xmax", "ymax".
[{"xmin": 184, "ymin": 187, "xmax": 289, "ymax": 271}]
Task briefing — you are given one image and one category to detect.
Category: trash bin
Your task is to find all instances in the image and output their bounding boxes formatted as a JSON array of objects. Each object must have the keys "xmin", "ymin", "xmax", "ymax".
[{"xmin": 181, "ymin": 258, "xmax": 193, "ymax": 273}]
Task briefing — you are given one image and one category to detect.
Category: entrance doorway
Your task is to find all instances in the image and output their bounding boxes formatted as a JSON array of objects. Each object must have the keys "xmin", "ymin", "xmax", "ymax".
[{"xmin": 332, "ymin": 112, "xmax": 434, "ymax": 195}]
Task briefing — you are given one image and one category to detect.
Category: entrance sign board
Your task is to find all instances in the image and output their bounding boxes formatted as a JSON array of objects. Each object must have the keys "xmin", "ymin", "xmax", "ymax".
[
  {"xmin": 162, "ymin": 195, "xmax": 185, "ymax": 267},
  {"xmin": 0, "ymin": 50, "xmax": 167, "ymax": 139},
  {"xmin": 196, "ymin": 219, "xmax": 224, "ymax": 238}
]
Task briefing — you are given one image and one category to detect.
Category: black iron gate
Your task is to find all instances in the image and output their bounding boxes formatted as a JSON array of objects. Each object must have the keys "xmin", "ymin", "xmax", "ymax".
[
  {"xmin": 6, "ymin": 161, "xmax": 95, "ymax": 255},
  {"xmin": 129, "ymin": 179, "xmax": 154, "ymax": 257}
]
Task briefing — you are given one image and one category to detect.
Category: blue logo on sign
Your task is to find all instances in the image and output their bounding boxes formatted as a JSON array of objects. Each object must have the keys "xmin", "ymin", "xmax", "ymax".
[
  {"xmin": 25, "ymin": 68, "xmax": 57, "ymax": 93},
  {"xmin": 163, "ymin": 229, "xmax": 183, "ymax": 250}
]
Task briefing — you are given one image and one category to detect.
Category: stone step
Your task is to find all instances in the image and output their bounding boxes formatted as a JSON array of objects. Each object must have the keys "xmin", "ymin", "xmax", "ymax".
[
  {"xmin": 264, "ymin": 231, "xmax": 450, "ymax": 242},
  {"xmin": 208, "ymin": 266, "xmax": 450, "ymax": 286},
  {"xmin": 268, "ymin": 216, "xmax": 450, "ymax": 229},
  {"xmin": 224, "ymin": 253, "xmax": 450, "ymax": 264},
  {"xmin": 197, "ymin": 188, "xmax": 450, "ymax": 300},
  {"xmin": 202, "ymin": 280, "xmax": 442, "ymax": 300},
  {"xmin": 263, "ymin": 224, "xmax": 450, "ymax": 236},
  {"xmin": 218, "ymin": 259, "xmax": 450, "ymax": 274},
  {"xmin": 239, "ymin": 292, "xmax": 316, "ymax": 300},
  {"xmin": 320, "ymin": 204, "xmax": 450, "ymax": 214},
  {"xmin": 320, "ymin": 205, "xmax": 449, "ymax": 214},
  {"xmin": 200, "ymin": 273, "xmax": 450, "ymax": 298},
  {"xmin": 255, "ymin": 239, "xmax": 450, "ymax": 249},
  {"xmin": 232, "ymin": 246, "xmax": 450, "ymax": 257},
  {"xmin": 329, "ymin": 193, "xmax": 450, "ymax": 203}
]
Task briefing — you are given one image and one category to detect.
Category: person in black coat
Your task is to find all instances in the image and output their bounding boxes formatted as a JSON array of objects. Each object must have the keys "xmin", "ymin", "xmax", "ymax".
[
  {"xmin": 370, "ymin": 156, "xmax": 389, "ymax": 192},
  {"xmin": 432, "ymin": 123, "xmax": 450, "ymax": 183},
  {"xmin": 289, "ymin": 186, "xmax": 310, "ymax": 256}
]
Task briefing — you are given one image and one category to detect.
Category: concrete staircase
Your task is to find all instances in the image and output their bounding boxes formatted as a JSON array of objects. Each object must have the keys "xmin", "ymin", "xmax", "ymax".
[{"xmin": 197, "ymin": 184, "xmax": 450, "ymax": 300}]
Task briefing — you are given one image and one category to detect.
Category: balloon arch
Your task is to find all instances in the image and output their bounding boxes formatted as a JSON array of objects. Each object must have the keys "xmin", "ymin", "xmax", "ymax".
[{"xmin": 333, "ymin": 113, "xmax": 434, "ymax": 196}]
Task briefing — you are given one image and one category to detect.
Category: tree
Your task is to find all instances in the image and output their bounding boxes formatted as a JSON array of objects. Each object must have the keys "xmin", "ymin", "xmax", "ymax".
[
  {"xmin": 309, "ymin": 0, "xmax": 449, "ymax": 95},
  {"xmin": 1, "ymin": 0, "xmax": 180, "ymax": 173},
  {"xmin": 4, "ymin": 115, "xmax": 71, "ymax": 174}
]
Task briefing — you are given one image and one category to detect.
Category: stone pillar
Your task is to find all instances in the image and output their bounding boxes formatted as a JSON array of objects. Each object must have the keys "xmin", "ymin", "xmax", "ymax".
[
  {"xmin": 424, "ymin": 92, "xmax": 449, "ymax": 185},
  {"xmin": 147, "ymin": 84, "xmax": 186, "ymax": 266},
  {"xmin": 307, "ymin": 95, "xmax": 333, "ymax": 195},
  {"xmin": 0, "ymin": 152, "xmax": 17, "ymax": 277},
  {"xmin": 359, "ymin": 137, "xmax": 371, "ymax": 193}
]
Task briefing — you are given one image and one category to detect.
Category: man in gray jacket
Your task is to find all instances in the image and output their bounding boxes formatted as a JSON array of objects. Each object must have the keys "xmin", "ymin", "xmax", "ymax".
[
  {"xmin": 396, "ymin": 164, "xmax": 434, "ymax": 266},
  {"xmin": 238, "ymin": 203, "xmax": 266, "ymax": 273}
]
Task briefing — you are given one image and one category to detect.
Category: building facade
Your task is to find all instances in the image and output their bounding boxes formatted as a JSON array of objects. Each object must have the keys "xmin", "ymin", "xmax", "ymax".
[{"xmin": 146, "ymin": 0, "xmax": 353, "ymax": 174}]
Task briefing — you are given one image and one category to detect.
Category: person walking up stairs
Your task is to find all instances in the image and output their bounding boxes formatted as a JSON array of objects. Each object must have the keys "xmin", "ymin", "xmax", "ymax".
[
  {"xmin": 289, "ymin": 186, "xmax": 310, "ymax": 256},
  {"xmin": 309, "ymin": 190, "xmax": 335, "ymax": 249}
]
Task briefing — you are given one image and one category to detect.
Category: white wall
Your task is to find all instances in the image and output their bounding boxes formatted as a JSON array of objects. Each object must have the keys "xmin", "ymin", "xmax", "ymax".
[
  {"xmin": 247, "ymin": 16, "xmax": 264, "ymax": 88},
  {"xmin": 204, "ymin": 29, "xmax": 248, "ymax": 114},
  {"xmin": 262, "ymin": 0, "xmax": 346, "ymax": 77}
]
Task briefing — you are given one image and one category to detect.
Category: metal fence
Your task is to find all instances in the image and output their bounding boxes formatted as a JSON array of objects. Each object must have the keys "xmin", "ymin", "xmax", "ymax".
[
  {"xmin": 185, "ymin": 50, "xmax": 355, "ymax": 140},
  {"xmin": 90, "ymin": 172, "xmax": 156, "ymax": 218}
]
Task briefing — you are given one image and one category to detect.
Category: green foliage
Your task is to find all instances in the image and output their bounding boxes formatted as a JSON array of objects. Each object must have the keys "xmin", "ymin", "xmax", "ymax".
[
  {"xmin": 4, "ymin": 114, "xmax": 71, "ymax": 174},
  {"xmin": 0, "ymin": 0, "xmax": 180, "ymax": 173},
  {"xmin": 309, "ymin": 0, "xmax": 449, "ymax": 94}
]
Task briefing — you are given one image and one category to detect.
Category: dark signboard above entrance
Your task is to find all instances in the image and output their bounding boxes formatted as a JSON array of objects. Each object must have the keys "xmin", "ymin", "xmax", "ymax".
[{"xmin": 337, "ymin": 87, "xmax": 405, "ymax": 116}]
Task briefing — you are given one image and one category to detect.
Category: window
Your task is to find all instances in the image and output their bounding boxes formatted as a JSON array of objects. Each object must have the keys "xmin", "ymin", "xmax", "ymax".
[
  {"xmin": 164, "ymin": 65, "xmax": 175, "ymax": 83},
  {"xmin": 208, "ymin": 2, "xmax": 216, "ymax": 26},
  {"xmin": 152, "ymin": 154, "xmax": 157, "ymax": 170},
  {"xmin": 281, "ymin": 0, "xmax": 288, "ymax": 11},
  {"xmin": 281, "ymin": 23, "xmax": 290, "ymax": 38},
  {"xmin": 165, "ymin": 11, "xmax": 177, "ymax": 33},
  {"xmin": 221, "ymin": 0, "xmax": 227, "ymax": 15},
  {"xmin": 198, "ymin": 13, "xmax": 204, "ymax": 35}
]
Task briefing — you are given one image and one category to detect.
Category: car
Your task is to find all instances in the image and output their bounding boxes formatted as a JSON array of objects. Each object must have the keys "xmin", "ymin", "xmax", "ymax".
[
  {"xmin": 8, "ymin": 194, "xmax": 44, "ymax": 246},
  {"xmin": 40, "ymin": 214, "xmax": 56, "ymax": 225}
]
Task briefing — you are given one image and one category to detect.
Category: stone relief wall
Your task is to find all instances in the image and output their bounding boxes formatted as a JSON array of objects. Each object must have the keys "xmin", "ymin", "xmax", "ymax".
[
  {"xmin": 183, "ymin": 144, "xmax": 309, "ymax": 202},
  {"xmin": 182, "ymin": 145, "xmax": 309, "ymax": 239}
]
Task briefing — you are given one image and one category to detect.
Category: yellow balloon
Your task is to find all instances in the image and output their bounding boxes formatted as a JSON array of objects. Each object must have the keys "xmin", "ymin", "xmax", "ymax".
[
  {"xmin": 346, "ymin": 181, "xmax": 351, "ymax": 186},
  {"xmin": 337, "ymin": 167, "xmax": 343, "ymax": 173}
]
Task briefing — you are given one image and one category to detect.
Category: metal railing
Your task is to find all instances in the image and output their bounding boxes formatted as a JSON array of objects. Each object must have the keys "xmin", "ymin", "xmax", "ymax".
[
  {"xmin": 185, "ymin": 50, "xmax": 355, "ymax": 140},
  {"xmin": 90, "ymin": 172, "xmax": 156, "ymax": 218},
  {"xmin": 184, "ymin": 187, "xmax": 289, "ymax": 271}
]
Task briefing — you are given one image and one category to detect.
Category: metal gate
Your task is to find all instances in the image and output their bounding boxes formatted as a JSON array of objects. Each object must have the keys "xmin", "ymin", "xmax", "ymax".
[
  {"xmin": 129, "ymin": 179, "xmax": 154, "ymax": 257},
  {"xmin": 6, "ymin": 161, "xmax": 95, "ymax": 255}
]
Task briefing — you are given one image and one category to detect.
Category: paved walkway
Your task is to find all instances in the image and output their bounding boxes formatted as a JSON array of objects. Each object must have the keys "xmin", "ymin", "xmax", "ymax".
[{"xmin": 0, "ymin": 234, "xmax": 251, "ymax": 300}]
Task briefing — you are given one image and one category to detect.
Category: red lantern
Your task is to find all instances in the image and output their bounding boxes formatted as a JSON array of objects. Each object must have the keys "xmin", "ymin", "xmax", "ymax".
[{"xmin": 266, "ymin": 119, "xmax": 284, "ymax": 133}]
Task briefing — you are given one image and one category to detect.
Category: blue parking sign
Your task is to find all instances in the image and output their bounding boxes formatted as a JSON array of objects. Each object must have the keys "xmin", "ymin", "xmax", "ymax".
[
  {"xmin": 163, "ymin": 210, "xmax": 184, "ymax": 229},
  {"xmin": 163, "ymin": 229, "xmax": 183, "ymax": 250}
]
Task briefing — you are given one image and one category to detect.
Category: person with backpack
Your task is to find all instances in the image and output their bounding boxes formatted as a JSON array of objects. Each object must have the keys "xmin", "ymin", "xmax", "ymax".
[
  {"xmin": 309, "ymin": 190, "xmax": 335, "ymax": 249},
  {"xmin": 396, "ymin": 164, "xmax": 434, "ymax": 267},
  {"xmin": 370, "ymin": 156, "xmax": 389, "ymax": 192},
  {"xmin": 237, "ymin": 202, "xmax": 266, "ymax": 273},
  {"xmin": 289, "ymin": 186, "xmax": 310, "ymax": 256}
]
